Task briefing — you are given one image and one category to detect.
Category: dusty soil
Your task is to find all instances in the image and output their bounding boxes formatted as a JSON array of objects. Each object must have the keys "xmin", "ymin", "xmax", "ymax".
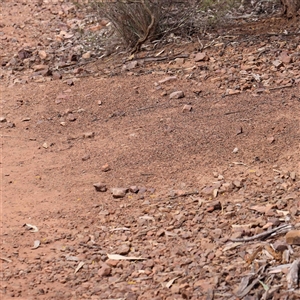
[{"xmin": 1, "ymin": 0, "xmax": 300, "ymax": 299}]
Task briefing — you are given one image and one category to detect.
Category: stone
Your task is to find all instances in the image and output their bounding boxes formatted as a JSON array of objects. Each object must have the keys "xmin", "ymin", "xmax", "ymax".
[
  {"xmin": 286, "ymin": 230, "xmax": 300, "ymax": 245},
  {"xmin": 170, "ymin": 91, "xmax": 184, "ymax": 99},
  {"xmin": 220, "ymin": 182, "xmax": 234, "ymax": 192},
  {"xmin": 93, "ymin": 183, "xmax": 107, "ymax": 192},
  {"xmin": 225, "ymin": 89, "xmax": 240, "ymax": 95},
  {"xmin": 67, "ymin": 114, "xmax": 76, "ymax": 121},
  {"xmin": 98, "ymin": 263, "xmax": 111, "ymax": 277},
  {"xmin": 18, "ymin": 49, "xmax": 32, "ymax": 60},
  {"xmin": 233, "ymin": 180, "xmax": 243, "ymax": 188},
  {"xmin": 82, "ymin": 51, "xmax": 91, "ymax": 59},
  {"xmin": 73, "ymin": 68, "xmax": 84, "ymax": 75},
  {"xmin": 156, "ymin": 228, "xmax": 165, "ymax": 237},
  {"xmin": 7, "ymin": 122, "xmax": 15, "ymax": 128},
  {"xmin": 279, "ymin": 51, "xmax": 292, "ymax": 64},
  {"xmin": 101, "ymin": 163, "xmax": 111, "ymax": 172},
  {"xmin": 82, "ymin": 154, "xmax": 90, "ymax": 161},
  {"xmin": 111, "ymin": 188, "xmax": 128, "ymax": 198},
  {"xmin": 66, "ymin": 79, "xmax": 74, "ymax": 86},
  {"xmin": 233, "ymin": 147, "xmax": 239, "ymax": 153},
  {"xmin": 182, "ymin": 104, "xmax": 192, "ymax": 112},
  {"xmin": 0, "ymin": 116, "xmax": 7, "ymax": 122},
  {"xmin": 129, "ymin": 186, "xmax": 139, "ymax": 193},
  {"xmin": 175, "ymin": 57, "xmax": 185, "ymax": 65},
  {"xmin": 272, "ymin": 60, "xmax": 282, "ymax": 68},
  {"xmin": 83, "ymin": 132, "xmax": 95, "ymax": 138},
  {"xmin": 158, "ymin": 76, "xmax": 177, "ymax": 84},
  {"xmin": 194, "ymin": 52, "xmax": 208, "ymax": 62},
  {"xmin": 267, "ymin": 136, "xmax": 275, "ymax": 144},
  {"xmin": 201, "ymin": 183, "xmax": 220, "ymax": 196},
  {"xmin": 105, "ymin": 259, "xmax": 119, "ymax": 267},
  {"xmin": 273, "ymin": 241, "xmax": 288, "ymax": 252},
  {"xmin": 52, "ymin": 72, "xmax": 62, "ymax": 80},
  {"xmin": 122, "ymin": 60, "xmax": 138, "ymax": 71},
  {"xmin": 32, "ymin": 64, "xmax": 48, "ymax": 71},
  {"xmin": 38, "ymin": 50, "xmax": 47, "ymax": 60},
  {"xmin": 290, "ymin": 172, "xmax": 296, "ymax": 180},
  {"xmin": 138, "ymin": 187, "xmax": 147, "ymax": 194},
  {"xmin": 206, "ymin": 201, "xmax": 221, "ymax": 212},
  {"xmin": 116, "ymin": 243, "xmax": 130, "ymax": 255}
]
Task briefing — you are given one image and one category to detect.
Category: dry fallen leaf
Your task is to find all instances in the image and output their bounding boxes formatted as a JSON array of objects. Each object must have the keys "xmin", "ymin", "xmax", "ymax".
[
  {"xmin": 223, "ymin": 242, "xmax": 243, "ymax": 252},
  {"xmin": 66, "ymin": 256, "xmax": 79, "ymax": 261},
  {"xmin": 74, "ymin": 261, "xmax": 85, "ymax": 274},
  {"xmin": 24, "ymin": 223, "xmax": 38, "ymax": 232},
  {"xmin": 268, "ymin": 263, "xmax": 291, "ymax": 274},
  {"xmin": 32, "ymin": 240, "xmax": 40, "ymax": 249},
  {"xmin": 107, "ymin": 254, "xmax": 146, "ymax": 260},
  {"xmin": 165, "ymin": 276, "xmax": 180, "ymax": 288},
  {"xmin": 232, "ymin": 161, "xmax": 248, "ymax": 166},
  {"xmin": 110, "ymin": 227, "xmax": 131, "ymax": 232},
  {"xmin": 139, "ymin": 215, "xmax": 155, "ymax": 222},
  {"xmin": 0, "ymin": 257, "xmax": 12, "ymax": 263}
]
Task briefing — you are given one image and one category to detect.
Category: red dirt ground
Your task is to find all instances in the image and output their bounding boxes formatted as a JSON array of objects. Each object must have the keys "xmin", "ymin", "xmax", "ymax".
[{"xmin": 1, "ymin": 1, "xmax": 300, "ymax": 299}]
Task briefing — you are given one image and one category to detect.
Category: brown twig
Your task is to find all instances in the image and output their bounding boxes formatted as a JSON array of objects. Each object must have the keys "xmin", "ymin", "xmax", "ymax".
[
  {"xmin": 230, "ymin": 224, "xmax": 292, "ymax": 242},
  {"xmin": 269, "ymin": 83, "xmax": 293, "ymax": 90},
  {"xmin": 169, "ymin": 191, "xmax": 199, "ymax": 199},
  {"xmin": 131, "ymin": 0, "xmax": 155, "ymax": 54}
]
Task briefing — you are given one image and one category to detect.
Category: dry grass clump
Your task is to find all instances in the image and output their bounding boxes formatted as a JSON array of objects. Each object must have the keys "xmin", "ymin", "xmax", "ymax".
[{"xmin": 90, "ymin": 0, "xmax": 242, "ymax": 52}]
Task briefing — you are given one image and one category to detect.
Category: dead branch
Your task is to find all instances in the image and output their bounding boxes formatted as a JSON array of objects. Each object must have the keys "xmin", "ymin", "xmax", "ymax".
[{"xmin": 230, "ymin": 224, "xmax": 292, "ymax": 242}]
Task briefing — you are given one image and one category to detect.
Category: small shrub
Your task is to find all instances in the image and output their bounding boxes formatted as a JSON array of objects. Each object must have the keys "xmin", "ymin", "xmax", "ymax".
[
  {"xmin": 91, "ymin": 0, "xmax": 161, "ymax": 52},
  {"xmin": 90, "ymin": 0, "xmax": 244, "ymax": 52}
]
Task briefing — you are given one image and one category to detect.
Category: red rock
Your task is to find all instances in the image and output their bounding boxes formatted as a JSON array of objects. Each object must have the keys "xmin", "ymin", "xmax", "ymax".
[
  {"xmin": 66, "ymin": 79, "xmax": 74, "ymax": 86},
  {"xmin": 82, "ymin": 51, "xmax": 91, "ymax": 59},
  {"xmin": 83, "ymin": 132, "xmax": 95, "ymax": 138},
  {"xmin": 105, "ymin": 259, "xmax": 119, "ymax": 267},
  {"xmin": 279, "ymin": 51, "xmax": 292, "ymax": 64},
  {"xmin": 101, "ymin": 163, "xmax": 111, "ymax": 172},
  {"xmin": 158, "ymin": 76, "xmax": 177, "ymax": 84},
  {"xmin": 38, "ymin": 50, "xmax": 47, "ymax": 60},
  {"xmin": 129, "ymin": 186, "xmax": 139, "ymax": 193},
  {"xmin": 67, "ymin": 114, "xmax": 76, "ymax": 121},
  {"xmin": 233, "ymin": 180, "xmax": 243, "ymax": 188},
  {"xmin": 82, "ymin": 154, "xmax": 90, "ymax": 161},
  {"xmin": 93, "ymin": 183, "xmax": 107, "ymax": 192},
  {"xmin": 206, "ymin": 201, "xmax": 221, "ymax": 212},
  {"xmin": 194, "ymin": 52, "xmax": 208, "ymax": 62},
  {"xmin": 286, "ymin": 230, "xmax": 300, "ymax": 245},
  {"xmin": 156, "ymin": 228, "xmax": 165, "ymax": 237},
  {"xmin": 267, "ymin": 136, "xmax": 275, "ymax": 144},
  {"xmin": 52, "ymin": 72, "xmax": 62, "ymax": 80},
  {"xmin": 272, "ymin": 60, "xmax": 282, "ymax": 68},
  {"xmin": 170, "ymin": 91, "xmax": 184, "ymax": 99},
  {"xmin": 116, "ymin": 243, "xmax": 130, "ymax": 255},
  {"xmin": 221, "ymin": 182, "xmax": 234, "ymax": 192},
  {"xmin": 98, "ymin": 263, "xmax": 111, "ymax": 276},
  {"xmin": 32, "ymin": 64, "xmax": 48, "ymax": 71},
  {"xmin": 111, "ymin": 188, "xmax": 128, "ymax": 198},
  {"xmin": 182, "ymin": 104, "xmax": 192, "ymax": 112}
]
